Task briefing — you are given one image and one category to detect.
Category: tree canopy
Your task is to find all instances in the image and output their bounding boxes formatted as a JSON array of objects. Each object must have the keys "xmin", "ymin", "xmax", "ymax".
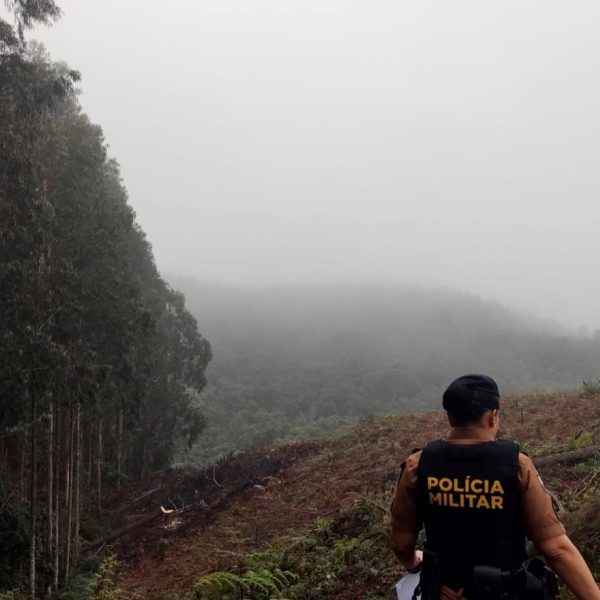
[
  {"xmin": 0, "ymin": 5, "xmax": 211, "ymax": 596},
  {"xmin": 173, "ymin": 279, "xmax": 600, "ymax": 465}
]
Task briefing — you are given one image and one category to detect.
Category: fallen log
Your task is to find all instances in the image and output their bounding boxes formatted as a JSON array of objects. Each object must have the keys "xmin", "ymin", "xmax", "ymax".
[
  {"xmin": 83, "ymin": 509, "xmax": 162, "ymax": 553},
  {"xmin": 533, "ymin": 445, "xmax": 599, "ymax": 469},
  {"xmin": 116, "ymin": 486, "xmax": 161, "ymax": 509},
  {"xmin": 82, "ymin": 498, "xmax": 210, "ymax": 553},
  {"xmin": 82, "ymin": 447, "xmax": 597, "ymax": 553}
]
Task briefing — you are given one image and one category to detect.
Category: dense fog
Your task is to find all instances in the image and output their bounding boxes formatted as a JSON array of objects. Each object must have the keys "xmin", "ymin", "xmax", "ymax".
[
  {"xmin": 31, "ymin": 0, "xmax": 600, "ymax": 330},
  {"xmin": 172, "ymin": 278, "xmax": 600, "ymax": 463}
]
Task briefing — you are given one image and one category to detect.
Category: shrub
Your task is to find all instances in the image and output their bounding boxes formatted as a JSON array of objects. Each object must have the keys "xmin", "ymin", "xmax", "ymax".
[
  {"xmin": 193, "ymin": 568, "xmax": 296, "ymax": 600},
  {"xmin": 565, "ymin": 431, "xmax": 595, "ymax": 451},
  {"xmin": 57, "ymin": 554, "xmax": 129, "ymax": 600},
  {"xmin": 0, "ymin": 591, "xmax": 27, "ymax": 600},
  {"xmin": 579, "ymin": 380, "xmax": 600, "ymax": 396}
]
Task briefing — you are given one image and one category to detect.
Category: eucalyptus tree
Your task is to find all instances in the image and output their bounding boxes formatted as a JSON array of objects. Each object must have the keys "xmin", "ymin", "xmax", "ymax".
[
  {"xmin": 0, "ymin": 5, "xmax": 212, "ymax": 595},
  {"xmin": 0, "ymin": 35, "xmax": 79, "ymax": 597},
  {"xmin": 2, "ymin": 0, "xmax": 61, "ymax": 40}
]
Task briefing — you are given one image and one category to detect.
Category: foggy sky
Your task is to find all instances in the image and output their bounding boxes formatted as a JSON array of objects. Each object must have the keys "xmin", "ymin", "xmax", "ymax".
[{"xmin": 24, "ymin": 0, "xmax": 600, "ymax": 329}]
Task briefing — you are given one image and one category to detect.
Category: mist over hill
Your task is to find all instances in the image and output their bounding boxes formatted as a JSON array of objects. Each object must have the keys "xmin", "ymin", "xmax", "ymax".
[{"xmin": 169, "ymin": 277, "xmax": 600, "ymax": 463}]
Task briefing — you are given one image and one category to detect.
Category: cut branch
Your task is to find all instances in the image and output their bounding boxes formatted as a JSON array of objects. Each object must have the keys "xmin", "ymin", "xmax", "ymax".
[
  {"xmin": 533, "ymin": 446, "xmax": 599, "ymax": 469},
  {"xmin": 83, "ymin": 509, "xmax": 162, "ymax": 552}
]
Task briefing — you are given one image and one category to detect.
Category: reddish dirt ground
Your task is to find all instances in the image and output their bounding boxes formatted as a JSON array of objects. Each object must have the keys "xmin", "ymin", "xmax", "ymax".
[{"xmin": 103, "ymin": 392, "xmax": 599, "ymax": 599}]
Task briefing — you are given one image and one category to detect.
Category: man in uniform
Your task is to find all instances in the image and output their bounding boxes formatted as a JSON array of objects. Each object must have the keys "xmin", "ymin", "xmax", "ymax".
[{"xmin": 390, "ymin": 374, "xmax": 600, "ymax": 600}]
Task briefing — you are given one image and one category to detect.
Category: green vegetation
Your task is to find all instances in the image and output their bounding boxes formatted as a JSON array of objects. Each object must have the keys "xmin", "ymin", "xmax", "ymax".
[
  {"xmin": 174, "ymin": 278, "xmax": 600, "ymax": 465},
  {"xmin": 579, "ymin": 380, "xmax": 600, "ymax": 396},
  {"xmin": 182, "ymin": 400, "xmax": 599, "ymax": 600},
  {"xmin": 0, "ymin": 3, "xmax": 210, "ymax": 596},
  {"xmin": 109, "ymin": 392, "xmax": 598, "ymax": 599},
  {"xmin": 565, "ymin": 431, "xmax": 594, "ymax": 451},
  {"xmin": 189, "ymin": 499, "xmax": 394, "ymax": 600},
  {"xmin": 57, "ymin": 556, "xmax": 129, "ymax": 600},
  {"xmin": 194, "ymin": 569, "xmax": 297, "ymax": 600},
  {"xmin": 0, "ymin": 592, "xmax": 26, "ymax": 600}
]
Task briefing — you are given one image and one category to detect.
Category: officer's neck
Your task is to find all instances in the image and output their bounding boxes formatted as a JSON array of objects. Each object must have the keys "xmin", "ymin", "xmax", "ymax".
[{"xmin": 447, "ymin": 426, "xmax": 497, "ymax": 442}]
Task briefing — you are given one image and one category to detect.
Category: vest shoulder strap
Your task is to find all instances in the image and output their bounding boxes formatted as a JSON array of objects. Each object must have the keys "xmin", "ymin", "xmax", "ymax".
[
  {"xmin": 419, "ymin": 438, "xmax": 520, "ymax": 467},
  {"xmin": 397, "ymin": 446, "xmax": 423, "ymax": 481},
  {"xmin": 493, "ymin": 438, "xmax": 521, "ymax": 463}
]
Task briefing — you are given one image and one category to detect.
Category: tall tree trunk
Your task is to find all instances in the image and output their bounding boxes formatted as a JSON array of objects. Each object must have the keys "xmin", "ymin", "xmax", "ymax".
[
  {"xmin": 140, "ymin": 439, "xmax": 147, "ymax": 480},
  {"xmin": 87, "ymin": 421, "xmax": 93, "ymax": 486},
  {"xmin": 28, "ymin": 384, "xmax": 37, "ymax": 600},
  {"xmin": 96, "ymin": 417, "xmax": 103, "ymax": 514},
  {"xmin": 45, "ymin": 396, "xmax": 54, "ymax": 599},
  {"xmin": 53, "ymin": 403, "xmax": 60, "ymax": 591},
  {"xmin": 64, "ymin": 403, "xmax": 74, "ymax": 585},
  {"xmin": 117, "ymin": 403, "xmax": 123, "ymax": 490},
  {"xmin": 73, "ymin": 399, "xmax": 81, "ymax": 568},
  {"xmin": 19, "ymin": 438, "xmax": 26, "ymax": 502},
  {"xmin": 0, "ymin": 439, "xmax": 6, "ymax": 474}
]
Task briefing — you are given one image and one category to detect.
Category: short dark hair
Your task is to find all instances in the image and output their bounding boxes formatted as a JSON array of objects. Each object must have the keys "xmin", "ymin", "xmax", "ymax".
[
  {"xmin": 442, "ymin": 374, "xmax": 499, "ymax": 426},
  {"xmin": 446, "ymin": 401, "xmax": 490, "ymax": 426}
]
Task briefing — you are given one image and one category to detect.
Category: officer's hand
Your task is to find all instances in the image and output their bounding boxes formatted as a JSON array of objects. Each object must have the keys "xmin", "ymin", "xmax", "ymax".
[{"xmin": 407, "ymin": 550, "xmax": 423, "ymax": 573}]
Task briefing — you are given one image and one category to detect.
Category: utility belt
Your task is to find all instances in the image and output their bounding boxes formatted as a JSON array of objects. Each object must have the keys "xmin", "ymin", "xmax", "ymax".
[{"xmin": 418, "ymin": 550, "xmax": 559, "ymax": 600}]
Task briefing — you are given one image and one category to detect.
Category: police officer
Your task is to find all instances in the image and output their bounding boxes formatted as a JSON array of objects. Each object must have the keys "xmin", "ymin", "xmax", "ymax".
[{"xmin": 390, "ymin": 374, "xmax": 600, "ymax": 600}]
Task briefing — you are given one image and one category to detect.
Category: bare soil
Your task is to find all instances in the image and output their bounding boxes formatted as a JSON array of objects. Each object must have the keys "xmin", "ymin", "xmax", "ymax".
[{"xmin": 101, "ymin": 392, "xmax": 599, "ymax": 599}]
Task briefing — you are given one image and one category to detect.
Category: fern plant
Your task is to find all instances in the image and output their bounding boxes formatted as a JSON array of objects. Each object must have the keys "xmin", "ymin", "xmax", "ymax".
[
  {"xmin": 0, "ymin": 592, "xmax": 25, "ymax": 600},
  {"xmin": 93, "ymin": 554, "xmax": 130, "ymax": 600},
  {"xmin": 193, "ymin": 568, "xmax": 296, "ymax": 599},
  {"xmin": 243, "ymin": 569, "xmax": 295, "ymax": 597}
]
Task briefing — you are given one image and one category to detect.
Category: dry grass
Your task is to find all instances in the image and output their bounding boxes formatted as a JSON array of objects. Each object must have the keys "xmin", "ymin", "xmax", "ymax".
[{"xmin": 108, "ymin": 391, "xmax": 599, "ymax": 599}]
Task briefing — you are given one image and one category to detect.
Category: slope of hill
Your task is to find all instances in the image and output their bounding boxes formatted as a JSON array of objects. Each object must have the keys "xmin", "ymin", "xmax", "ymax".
[
  {"xmin": 102, "ymin": 391, "xmax": 599, "ymax": 599},
  {"xmin": 168, "ymin": 278, "xmax": 600, "ymax": 464}
]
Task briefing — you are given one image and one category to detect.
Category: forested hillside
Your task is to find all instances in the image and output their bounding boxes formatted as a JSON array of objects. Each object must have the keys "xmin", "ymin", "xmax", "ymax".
[
  {"xmin": 172, "ymin": 278, "xmax": 600, "ymax": 464},
  {"xmin": 0, "ymin": 4, "xmax": 211, "ymax": 597}
]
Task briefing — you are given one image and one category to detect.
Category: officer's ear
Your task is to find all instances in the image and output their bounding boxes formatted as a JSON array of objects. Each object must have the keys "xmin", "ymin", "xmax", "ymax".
[
  {"xmin": 447, "ymin": 411, "xmax": 457, "ymax": 427},
  {"xmin": 486, "ymin": 409, "xmax": 499, "ymax": 428}
]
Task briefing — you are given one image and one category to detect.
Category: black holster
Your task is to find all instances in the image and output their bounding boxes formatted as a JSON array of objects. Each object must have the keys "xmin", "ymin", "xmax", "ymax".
[
  {"xmin": 419, "ymin": 554, "xmax": 558, "ymax": 600},
  {"xmin": 473, "ymin": 565, "xmax": 502, "ymax": 600},
  {"xmin": 525, "ymin": 559, "xmax": 559, "ymax": 600},
  {"xmin": 471, "ymin": 560, "xmax": 558, "ymax": 600}
]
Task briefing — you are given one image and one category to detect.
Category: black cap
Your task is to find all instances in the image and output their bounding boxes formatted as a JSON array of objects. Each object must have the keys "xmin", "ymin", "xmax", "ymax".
[{"xmin": 442, "ymin": 374, "xmax": 500, "ymax": 413}]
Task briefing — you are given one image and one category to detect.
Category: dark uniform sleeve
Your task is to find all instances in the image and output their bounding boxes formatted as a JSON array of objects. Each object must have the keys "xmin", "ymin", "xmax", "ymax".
[
  {"xmin": 390, "ymin": 450, "xmax": 423, "ymax": 535},
  {"xmin": 518, "ymin": 453, "xmax": 566, "ymax": 545}
]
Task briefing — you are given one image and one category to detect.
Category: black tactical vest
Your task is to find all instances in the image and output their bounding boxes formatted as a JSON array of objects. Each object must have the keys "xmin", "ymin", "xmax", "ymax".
[{"xmin": 416, "ymin": 439, "xmax": 527, "ymax": 590}]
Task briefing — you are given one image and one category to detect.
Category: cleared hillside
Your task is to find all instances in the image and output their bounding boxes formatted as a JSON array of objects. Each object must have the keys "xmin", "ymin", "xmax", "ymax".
[
  {"xmin": 168, "ymin": 278, "xmax": 600, "ymax": 464},
  {"xmin": 105, "ymin": 391, "xmax": 600, "ymax": 599}
]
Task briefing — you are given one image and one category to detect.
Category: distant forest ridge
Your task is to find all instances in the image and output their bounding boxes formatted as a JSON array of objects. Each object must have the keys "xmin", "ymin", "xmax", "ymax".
[{"xmin": 169, "ymin": 277, "xmax": 600, "ymax": 464}]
